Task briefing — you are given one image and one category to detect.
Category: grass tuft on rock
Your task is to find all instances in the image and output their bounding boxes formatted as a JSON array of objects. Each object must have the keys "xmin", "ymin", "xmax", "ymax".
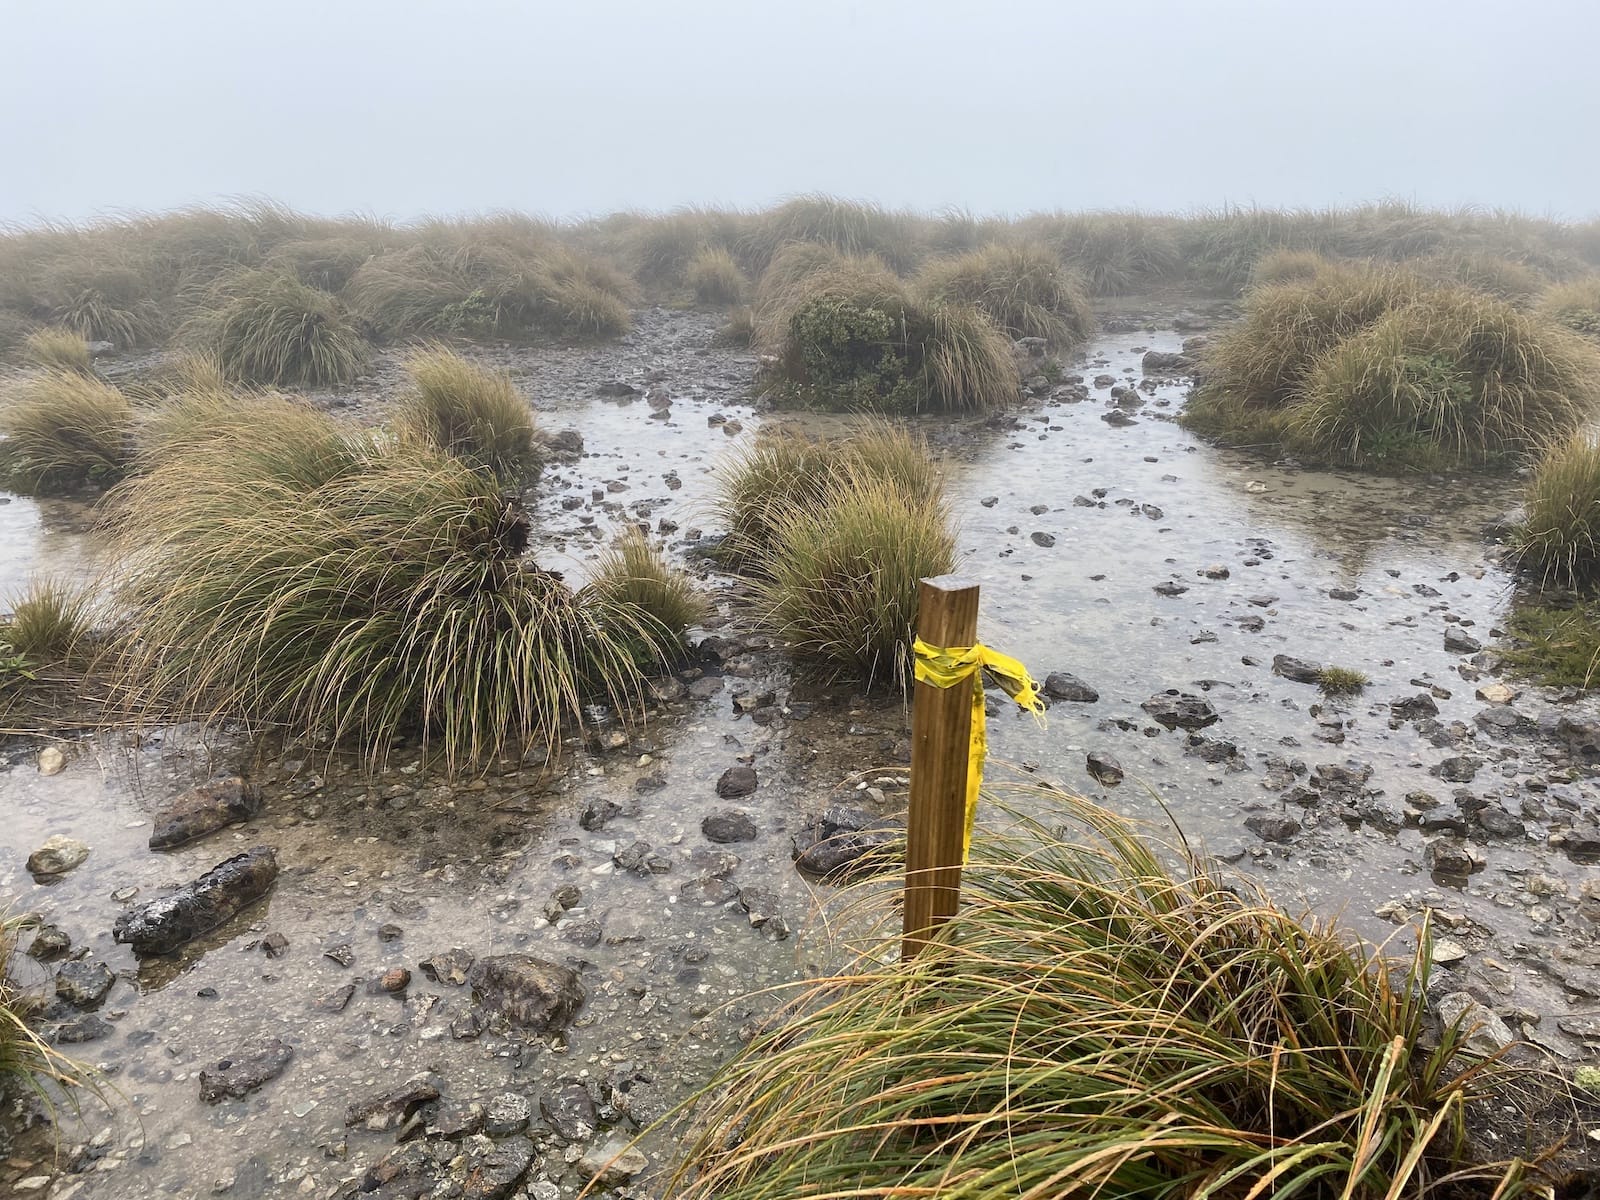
[
  {"xmin": 0, "ymin": 370, "xmax": 132, "ymax": 494},
  {"xmin": 23, "ymin": 327, "xmax": 93, "ymax": 374},
  {"xmin": 1316, "ymin": 664, "xmax": 1370, "ymax": 696},
  {"xmin": 589, "ymin": 529, "xmax": 709, "ymax": 646},
  {"xmin": 198, "ymin": 271, "xmax": 368, "ymax": 387},
  {"xmin": 917, "ymin": 241, "xmax": 1095, "ymax": 346},
  {"xmin": 111, "ymin": 405, "xmax": 675, "ymax": 771},
  {"xmin": 666, "ymin": 791, "xmax": 1537, "ymax": 1200},
  {"xmin": 395, "ymin": 345, "xmax": 538, "ymax": 481}
]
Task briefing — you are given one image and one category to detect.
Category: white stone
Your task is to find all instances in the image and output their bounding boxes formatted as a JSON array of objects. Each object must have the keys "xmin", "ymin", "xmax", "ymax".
[
  {"xmin": 38, "ymin": 746, "xmax": 66, "ymax": 776},
  {"xmin": 1431, "ymin": 938, "xmax": 1469, "ymax": 966}
]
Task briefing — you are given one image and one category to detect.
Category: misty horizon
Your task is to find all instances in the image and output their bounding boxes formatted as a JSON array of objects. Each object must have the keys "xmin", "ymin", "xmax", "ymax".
[{"xmin": 4, "ymin": 0, "xmax": 1596, "ymax": 227}]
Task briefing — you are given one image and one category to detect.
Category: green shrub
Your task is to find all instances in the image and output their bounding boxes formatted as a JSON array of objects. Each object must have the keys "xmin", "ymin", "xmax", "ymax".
[
  {"xmin": 917, "ymin": 242, "xmax": 1094, "ymax": 345},
  {"xmin": 112, "ymin": 416, "xmax": 677, "ymax": 772},
  {"xmin": 1539, "ymin": 278, "xmax": 1600, "ymax": 338},
  {"xmin": 23, "ymin": 327, "xmax": 92, "ymax": 374},
  {"xmin": 714, "ymin": 422, "xmax": 943, "ymax": 570},
  {"xmin": 685, "ymin": 245, "xmax": 746, "ymax": 305},
  {"xmin": 1516, "ymin": 430, "xmax": 1600, "ymax": 587},
  {"xmin": 589, "ymin": 529, "xmax": 709, "ymax": 644},
  {"xmin": 4, "ymin": 578, "xmax": 94, "ymax": 663},
  {"xmin": 0, "ymin": 370, "xmax": 132, "ymax": 494},
  {"xmin": 396, "ymin": 345, "xmax": 538, "ymax": 480},
  {"xmin": 1284, "ymin": 291, "xmax": 1599, "ymax": 469},
  {"xmin": 667, "ymin": 791, "xmax": 1535, "ymax": 1200},
  {"xmin": 198, "ymin": 271, "xmax": 367, "ymax": 387},
  {"xmin": 752, "ymin": 465, "xmax": 955, "ymax": 689},
  {"xmin": 757, "ymin": 256, "xmax": 1017, "ymax": 412}
]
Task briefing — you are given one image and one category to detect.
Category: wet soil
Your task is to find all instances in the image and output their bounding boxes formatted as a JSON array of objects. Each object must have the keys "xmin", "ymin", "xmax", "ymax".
[{"xmin": 6, "ymin": 301, "xmax": 1600, "ymax": 1197}]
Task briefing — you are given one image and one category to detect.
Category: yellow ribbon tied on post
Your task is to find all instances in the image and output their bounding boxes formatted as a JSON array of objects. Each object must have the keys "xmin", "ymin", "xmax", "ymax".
[{"xmin": 912, "ymin": 639, "xmax": 1047, "ymax": 860}]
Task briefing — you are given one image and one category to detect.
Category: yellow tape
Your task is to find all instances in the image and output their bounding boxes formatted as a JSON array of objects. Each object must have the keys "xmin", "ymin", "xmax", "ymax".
[{"xmin": 912, "ymin": 638, "xmax": 1047, "ymax": 860}]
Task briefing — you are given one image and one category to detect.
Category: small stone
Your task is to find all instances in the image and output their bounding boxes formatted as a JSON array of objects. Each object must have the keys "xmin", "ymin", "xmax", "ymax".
[
  {"xmin": 702, "ymin": 809, "xmax": 757, "ymax": 843},
  {"xmin": 323, "ymin": 943, "xmax": 354, "ymax": 968},
  {"xmin": 369, "ymin": 967, "xmax": 411, "ymax": 995},
  {"xmin": 1436, "ymin": 992, "xmax": 1515, "ymax": 1056},
  {"xmin": 1153, "ymin": 581, "xmax": 1188, "ymax": 597},
  {"xmin": 420, "ymin": 948, "xmax": 474, "ymax": 986},
  {"xmin": 1271, "ymin": 655, "xmax": 1323, "ymax": 684},
  {"xmin": 376, "ymin": 923, "xmax": 403, "ymax": 942},
  {"xmin": 315, "ymin": 983, "xmax": 357, "ymax": 1012},
  {"xmin": 1043, "ymin": 672, "xmax": 1098, "ymax": 703},
  {"xmin": 198, "ymin": 1039, "xmax": 294, "ymax": 1103},
  {"xmin": 579, "ymin": 1138, "xmax": 648, "ymax": 1186},
  {"xmin": 1444, "ymin": 630, "xmax": 1482, "ymax": 654},
  {"xmin": 1476, "ymin": 683, "xmax": 1517, "ymax": 704},
  {"xmin": 715, "ymin": 766, "xmax": 758, "ymax": 799},
  {"xmin": 1086, "ymin": 752, "xmax": 1124, "ymax": 786},
  {"xmin": 1424, "ymin": 838, "xmax": 1481, "ymax": 877},
  {"xmin": 541, "ymin": 1079, "xmax": 597, "ymax": 1141},
  {"xmin": 27, "ymin": 835, "xmax": 90, "ymax": 876},
  {"xmin": 38, "ymin": 746, "xmax": 66, "ymax": 776},
  {"xmin": 483, "ymin": 1091, "xmax": 533, "ymax": 1136},
  {"xmin": 1244, "ymin": 814, "xmax": 1300, "ymax": 843},
  {"xmin": 55, "ymin": 959, "xmax": 115, "ymax": 1009},
  {"xmin": 1031, "ymin": 532, "xmax": 1056, "ymax": 548},
  {"xmin": 1431, "ymin": 939, "xmax": 1469, "ymax": 966},
  {"xmin": 260, "ymin": 932, "xmax": 289, "ymax": 958}
]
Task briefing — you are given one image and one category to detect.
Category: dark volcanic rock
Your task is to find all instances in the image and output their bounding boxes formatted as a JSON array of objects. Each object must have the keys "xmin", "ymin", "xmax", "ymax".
[
  {"xmin": 541, "ymin": 1078, "xmax": 598, "ymax": 1141},
  {"xmin": 792, "ymin": 806, "xmax": 903, "ymax": 879},
  {"xmin": 1141, "ymin": 692, "xmax": 1219, "ymax": 731},
  {"xmin": 578, "ymin": 797, "xmax": 622, "ymax": 831},
  {"xmin": 1425, "ymin": 838, "xmax": 1481, "ymax": 877},
  {"xmin": 1086, "ymin": 751, "xmax": 1124, "ymax": 786},
  {"xmin": 702, "ymin": 809, "xmax": 757, "ymax": 843},
  {"xmin": 1391, "ymin": 693, "xmax": 1440, "ymax": 721},
  {"xmin": 1244, "ymin": 814, "xmax": 1301, "ymax": 843},
  {"xmin": 1444, "ymin": 629, "xmax": 1482, "ymax": 654},
  {"xmin": 1044, "ymin": 672, "xmax": 1099, "ymax": 703},
  {"xmin": 420, "ymin": 948, "xmax": 475, "ymax": 986},
  {"xmin": 1433, "ymin": 756, "xmax": 1481, "ymax": 784},
  {"xmin": 1141, "ymin": 349, "xmax": 1188, "ymax": 374},
  {"xmin": 198, "ymin": 1038, "xmax": 294, "ymax": 1103},
  {"xmin": 715, "ymin": 766, "xmax": 759, "ymax": 799},
  {"xmin": 467, "ymin": 954, "xmax": 585, "ymax": 1032},
  {"xmin": 55, "ymin": 959, "xmax": 115, "ymax": 1009},
  {"xmin": 1272, "ymin": 655, "xmax": 1323, "ymax": 684},
  {"xmin": 149, "ymin": 776, "xmax": 260, "ymax": 850},
  {"xmin": 345, "ymin": 1078, "xmax": 441, "ymax": 1130},
  {"xmin": 112, "ymin": 847, "xmax": 279, "ymax": 955}
]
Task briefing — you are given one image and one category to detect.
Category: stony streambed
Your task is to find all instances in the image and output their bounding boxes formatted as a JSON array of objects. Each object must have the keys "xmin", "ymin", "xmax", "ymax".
[{"xmin": 5, "ymin": 302, "xmax": 1600, "ymax": 1197}]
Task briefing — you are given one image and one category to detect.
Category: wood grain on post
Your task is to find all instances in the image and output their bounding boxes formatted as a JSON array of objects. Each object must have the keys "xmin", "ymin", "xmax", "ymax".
[{"xmin": 903, "ymin": 574, "xmax": 981, "ymax": 959}]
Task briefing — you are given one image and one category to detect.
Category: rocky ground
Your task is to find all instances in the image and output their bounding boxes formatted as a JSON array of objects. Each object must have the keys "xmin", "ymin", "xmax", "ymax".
[{"xmin": 6, "ymin": 299, "xmax": 1600, "ymax": 1197}]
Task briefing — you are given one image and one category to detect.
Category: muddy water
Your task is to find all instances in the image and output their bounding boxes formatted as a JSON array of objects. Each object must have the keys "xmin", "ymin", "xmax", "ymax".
[{"xmin": 5, "ymin": 309, "xmax": 1600, "ymax": 1197}]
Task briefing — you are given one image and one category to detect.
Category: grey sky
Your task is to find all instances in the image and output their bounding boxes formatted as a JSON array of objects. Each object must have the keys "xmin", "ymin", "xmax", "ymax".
[{"xmin": 3, "ymin": 0, "xmax": 1596, "ymax": 225}]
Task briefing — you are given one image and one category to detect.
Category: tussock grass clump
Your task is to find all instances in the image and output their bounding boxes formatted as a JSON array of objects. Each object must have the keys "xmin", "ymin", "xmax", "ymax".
[
  {"xmin": 266, "ymin": 229, "xmax": 388, "ymax": 291},
  {"xmin": 396, "ymin": 346, "xmax": 538, "ymax": 480},
  {"xmin": 1187, "ymin": 262, "xmax": 1600, "ymax": 469},
  {"xmin": 667, "ymin": 793, "xmax": 1537, "ymax": 1200},
  {"xmin": 714, "ymin": 422, "xmax": 942, "ymax": 569},
  {"xmin": 620, "ymin": 206, "xmax": 749, "ymax": 290},
  {"xmin": 756, "ymin": 255, "xmax": 1017, "ymax": 412},
  {"xmin": 4, "ymin": 578, "xmax": 94, "ymax": 664},
  {"xmin": 917, "ymin": 242, "xmax": 1094, "ymax": 345},
  {"xmin": 1539, "ymin": 278, "xmax": 1600, "ymax": 338},
  {"xmin": 1020, "ymin": 211, "xmax": 1182, "ymax": 295},
  {"xmin": 1515, "ymin": 430, "xmax": 1600, "ymax": 588},
  {"xmin": 713, "ymin": 305, "xmax": 754, "ymax": 347},
  {"xmin": 685, "ymin": 246, "xmax": 746, "ymax": 305},
  {"xmin": 0, "ymin": 370, "xmax": 132, "ymax": 494},
  {"xmin": 1317, "ymin": 664, "xmax": 1369, "ymax": 696},
  {"xmin": 34, "ymin": 258, "xmax": 165, "ymax": 347},
  {"xmin": 753, "ymin": 465, "xmax": 955, "ymax": 688},
  {"xmin": 1249, "ymin": 248, "xmax": 1331, "ymax": 286},
  {"xmin": 112, "ymin": 412, "xmax": 676, "ymax": 771},
  {"xmin": 1416, "ymin": 252, "xmax": 1543, "ymax": 304},
  {"xmin": 198, "ymin": 271, "xmax": 367, "ymax": 387},
  {"xmin": 589, "ymin": 529, "xmax": 709, "ymax": 643},
  {"xmin": 743, "ymin": 195, "xmax": 924, "ymax": 276},
  {"xmin": 23, "ymin": 327, "xmax": 92, "ymax": 374},
  {"xmin": 1285, "ymin": 292, "xmax": 1600, "ymax": 468}
]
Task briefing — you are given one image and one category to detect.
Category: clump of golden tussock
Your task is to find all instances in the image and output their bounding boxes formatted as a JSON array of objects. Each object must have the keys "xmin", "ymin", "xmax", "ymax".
[
  {"xmin": 1249, "ymin": 248, "xmax": 1331, "ymax": 287},
  {"xmin": 666, "ymin": 791, "xmax": 1537, "ymax": 1200},
  {"xmin": 685, "ymin": 246, "xmax": 747, "ymax": 306},
  {"xmin": 395, "ymin": 345, "xmax": 539, "ymax": 480},
  {"xmin": 917, "ymin": 242, "xmax": 1094, "ymax": 345},
  {"xmin": 22, "ymin": 327, "xmax": 93, "ymax": 374},
  {"xmin": 753, "ymin": 254, "xmax": 1016, "ymax": 412},
  {"xmin": 110, "ymin": 404, "xmax": 680, "ymax": 772},
  {"xmin": 192, "ymin": 270, "xmax": 368, "ymax": 387},
  {"xmin": 1516, "ymin": 430, "xmax": 1600, "ymax": 589},
  {"xmin": 588, "ymin": 529, "xmax": 709, "ymax": 644},
  {"xmin": 0, "ymin": 370, "xmax": 132, "ymax": 495},
  {"xmin": 1539, "ymin": 278, "xmax": 1600, "ymax": 338},
  {"xmin": 742, "ymin": 194, "xmax": 926, "ymax": 276}
]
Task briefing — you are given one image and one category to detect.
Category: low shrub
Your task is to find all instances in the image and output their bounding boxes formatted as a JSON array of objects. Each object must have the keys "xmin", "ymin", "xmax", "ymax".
[
  {"xmin": 1515, "ymin": 430, "xmax": 1600, "ymax": 587},
  {"xmin": 917, "ymin": 241, "xmax": 1094, "ymax": 345},
  {"xmin": 713, "ymin": 421, "xmax": 942, "ymax": 570},
  {"xmin": 4, "ymin": 578, "xmax": 94, "ymax": 664},
  {"xmin": 1284, "ymin": 291, "xmax": 1599, "ymax": 469},
  {"xmin": 685, "ymin": 246, "xmax": 746, "ymax": 305},
  {"xmin": 0, "ymin": 370, "xmax": 132, "ymax": 494},
  {"xmin": 23, "ymin": 327, "xmax": 92, "ymax": 374},
  {"xmin": 1539, "ymin": 278, "xmax": 1600, "ymax": 338},
  {"xmin": 589, "ymin": 529, "xmax": 709, "ymax": 645},
  {"xmin": 751, "ymin": 464, "xmax": 955, "ymax": 688},
  {"xmin": 667, "ymin": 791, "xmax": 1536, "ymax": 1200},
  {"xmin": 757, "ymin": 255, "xmax": 1016, "ymax": 412},
  {"xmin": 112, "ymin": 412, "xmax": 675, "ymax": 770},
  {"xmin": 197, "ymin": 271, "xmax": 367, "ymax": 387},
  {"xmin": 395, "ymin": 345, "xmax": 538, "ymax": 481}
]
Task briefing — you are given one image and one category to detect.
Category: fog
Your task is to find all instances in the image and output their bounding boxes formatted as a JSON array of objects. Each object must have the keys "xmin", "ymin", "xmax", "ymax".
[{"xmin": 3, "ymin": 0, "xmax": 1597, "ymax": 225}]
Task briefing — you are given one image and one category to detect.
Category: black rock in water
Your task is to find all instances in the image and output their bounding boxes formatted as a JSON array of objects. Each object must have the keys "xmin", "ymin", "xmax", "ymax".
[
  {"xmin": 198, "ymin": 1038, "xmax": 293, "ymax": 1103},
  {"xmin": 467, "ymin": 954, "xmax": 585, "ymax": 1032},
  {"xmin": 112, "ymin": 847, "xmax": 279, "ymax": 955},
  {"xmin": 149, "ymin": 776, "xmax": 260, "ymax": 850}
]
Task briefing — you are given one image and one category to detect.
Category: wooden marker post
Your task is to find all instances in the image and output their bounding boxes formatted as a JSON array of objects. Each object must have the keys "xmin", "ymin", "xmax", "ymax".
[{"xmin": 902, "ymin": 574, "xmax": 980, "ymax": 959}]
